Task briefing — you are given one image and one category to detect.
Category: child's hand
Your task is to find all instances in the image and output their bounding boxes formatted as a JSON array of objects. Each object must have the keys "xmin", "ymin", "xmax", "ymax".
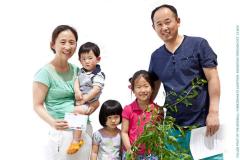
[
  {"xmin": 75, "ymin": 92, "xmax": 84, "ymax": 106},
  {"xmin": 75, "ymin": 91, "xmax": 83, "ymax": 101},
  {"xmin": 126, "ymin": 149, "xmax": 135, "ymax": 160},
  {"xmin": 82, "ymin": 95, "xmax": 88, "ymax": 103},
  {"xmin": 75, "ymin": 100, "xmax": 85, "ymax": 106},
  {"xmin": 75, "ymin": 95, "xmax": 87, "ymax": 106}
]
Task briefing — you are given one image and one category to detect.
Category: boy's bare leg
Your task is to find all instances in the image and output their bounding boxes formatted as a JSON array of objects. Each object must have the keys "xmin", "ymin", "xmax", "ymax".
[
  {"xmin": 72, "ymin": 130, "xmax": 82, "ymax": 143},
  {"xmin": 67, "ymin": 130, "xmax": 84, "ymax": 154},
  {"xmin": 67, "ymin": 104, "xmax": 85, "ymax": 155},
  {"xmin": 74, "ymin": 105, "xmax": 86, "ymax": 115}
]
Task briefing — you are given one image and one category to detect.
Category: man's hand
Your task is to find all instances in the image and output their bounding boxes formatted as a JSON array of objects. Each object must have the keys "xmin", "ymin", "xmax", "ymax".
[{"xmin": 206, "ymin": 111, "xmax": 220, "ymax": 136}]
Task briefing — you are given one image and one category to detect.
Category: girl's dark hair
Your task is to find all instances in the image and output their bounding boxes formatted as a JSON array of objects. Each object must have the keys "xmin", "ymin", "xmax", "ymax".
[
  {"xmin": 78, "ymin": 42, "xmax": 100, "ymax": 59},
  {"xmin": 99, "ymin": 100, "xmax": 123, "ymax": 127},
  {"xmin": 130, "ymin": 70, "xmax": 154, "ymax": 91},
  {"xmin": 151, "ymin": 4, "xmax": 178, "ymax": 24},
  {"xmin": 51, "ymin": 25, "xmax": 78, "ymax": 53}
]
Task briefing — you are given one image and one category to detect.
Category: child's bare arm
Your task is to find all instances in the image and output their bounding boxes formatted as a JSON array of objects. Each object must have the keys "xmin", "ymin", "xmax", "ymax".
[
  {"xmin": 82, "ymin": 85, "xmax": 101, "ymax": 104},
  {"xmin": 90, "ymin": 144, "xmax": 99, "ymax": 160},
  {"xmin": 121, "ymin": 118, "xmax": 132, "ymax": 152}
]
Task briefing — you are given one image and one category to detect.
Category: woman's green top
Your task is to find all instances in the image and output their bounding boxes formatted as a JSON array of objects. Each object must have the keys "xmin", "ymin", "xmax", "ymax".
[{"xmin": 34, "ymin": 63, "xmax": 78, "ymax": 119}]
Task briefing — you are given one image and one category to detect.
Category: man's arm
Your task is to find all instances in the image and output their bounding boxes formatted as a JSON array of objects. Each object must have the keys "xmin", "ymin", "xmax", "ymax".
[
  {"xmin": 151, "ymin": 80, "xmax": 161, "ymax": 101},
  {"xmin": 203, "ymin": 67, "xmax": 220, "ymax": 136}
]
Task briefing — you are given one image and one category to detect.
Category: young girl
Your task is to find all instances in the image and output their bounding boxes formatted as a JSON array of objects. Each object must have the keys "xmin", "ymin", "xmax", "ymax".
[
  {"xmin": 91, "ymin": 100, "xmax": 123, "ymax": 160},
  {"xmin": 121, "ymin": 70, "xmax": 161, "ymax": 160}
]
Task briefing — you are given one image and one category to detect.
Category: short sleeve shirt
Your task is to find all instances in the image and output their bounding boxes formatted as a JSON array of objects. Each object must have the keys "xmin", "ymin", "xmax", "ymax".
[
  {"xmin": 149, "ymin": 36, "xmax": 218, "ymax": 127},
  {"xmin": 34, "ymin": 63, "xmax": 78, "ymax": 119},
  {"xmin": 92, "ymin": 129, "xmax": 121, "ymax": 160},
  {"xmin": 122, "ymin": 100, "xmax": 157, "ymax": 154},
  {"xmin": 77, "ymin": 64, "xmax": 105, "ymax": 103}
]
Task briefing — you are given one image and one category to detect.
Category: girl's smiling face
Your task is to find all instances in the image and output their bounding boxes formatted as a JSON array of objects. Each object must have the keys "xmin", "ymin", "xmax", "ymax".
[{"xmin": 133, "ymin": 76, "xmax": 153, "ymax": 104}]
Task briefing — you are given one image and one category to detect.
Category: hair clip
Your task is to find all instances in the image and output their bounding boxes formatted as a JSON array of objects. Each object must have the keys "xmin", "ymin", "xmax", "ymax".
[{"xmin": 128, "ymin": 77, "xmax": 132, "ymax": 89}]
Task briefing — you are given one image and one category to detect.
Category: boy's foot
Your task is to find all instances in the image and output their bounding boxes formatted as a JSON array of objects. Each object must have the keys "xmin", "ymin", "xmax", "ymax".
[{"xmin": 67, "ymin": 140, "xmax": 84, "ymax": 155}]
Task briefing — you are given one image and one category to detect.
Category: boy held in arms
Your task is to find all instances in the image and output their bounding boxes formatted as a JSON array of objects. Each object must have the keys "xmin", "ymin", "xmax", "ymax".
[{"xmin": 67, "ymin": 42, "xmax": 105, "ymax": 154}]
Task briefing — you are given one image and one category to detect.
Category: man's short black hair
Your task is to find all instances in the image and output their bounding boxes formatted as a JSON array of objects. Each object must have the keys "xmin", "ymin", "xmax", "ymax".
[{"xmin": 151, "ymin": 4, "xmax": 178, "ymax": 24}]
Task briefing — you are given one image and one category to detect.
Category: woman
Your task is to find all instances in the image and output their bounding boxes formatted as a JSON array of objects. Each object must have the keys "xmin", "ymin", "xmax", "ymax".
[{"xmin": 33, "ymin": 25, "xmax": 98, "ymax": 160}]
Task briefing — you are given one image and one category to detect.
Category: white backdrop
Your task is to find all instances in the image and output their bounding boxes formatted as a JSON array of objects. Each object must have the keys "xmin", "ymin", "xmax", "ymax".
[{"xmin": 0, "ymin": 0, "xmax": 239, "ymax": 159}]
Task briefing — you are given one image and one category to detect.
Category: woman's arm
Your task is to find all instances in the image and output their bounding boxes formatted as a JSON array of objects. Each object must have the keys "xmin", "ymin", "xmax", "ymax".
[
  {"xmin": 32, "ymin": 82, "xmax": 68, "ymax": 130},
  {"xmin": 90, "ymin": 144, "xmax": 99, "ymax": 160},
  {"xmin": 151, "ymin": 80, "xmax": 161, "ymax": 101}
]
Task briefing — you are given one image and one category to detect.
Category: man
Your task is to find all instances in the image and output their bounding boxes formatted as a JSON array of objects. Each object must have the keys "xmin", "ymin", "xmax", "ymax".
[{"xmin": 148, "ymin": 4, "xmax": 223, "ymax": 159}]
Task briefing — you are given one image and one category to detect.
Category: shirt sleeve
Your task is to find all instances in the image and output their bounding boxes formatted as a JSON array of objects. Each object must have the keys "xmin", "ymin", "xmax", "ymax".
[
  {"xmin": 92, "ymin": 72, "xmax": 105, "ymax": 89},
  {"xmin": 33, "ymin": 68, "xmax": 51, "ymax": 87},
  {"xmin": 122, "ymin": 105, "xmax": 131, "ymax": 120},
  {"xmin": 69, "ymin": 63, "xmax": 79, "ymax": 80},
  {"xmin": 199, "ymin": 39, "xmax": 218, "ymax": 68},
  {"xmin": 92, "ymin": 131, "xmax": 102, "ymax": 145},
  {"xmin": 148, "ymin": 54, "xmax": 159, "ymax": 82}
]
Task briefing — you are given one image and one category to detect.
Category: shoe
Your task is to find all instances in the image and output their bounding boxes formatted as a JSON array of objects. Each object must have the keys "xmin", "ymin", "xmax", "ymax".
[
  {"xmin": 79, "ymin": 140, "xmax": 84, "ymax": 147},
  {"xmin": 67, "ymin": 140, "xmax": 84, "ymax": 155}
]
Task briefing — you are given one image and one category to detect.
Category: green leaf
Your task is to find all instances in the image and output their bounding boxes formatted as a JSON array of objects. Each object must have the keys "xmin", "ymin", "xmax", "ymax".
[{"xmin": 127, "ymin": 78, "xmax": 207, "ymax": 160}]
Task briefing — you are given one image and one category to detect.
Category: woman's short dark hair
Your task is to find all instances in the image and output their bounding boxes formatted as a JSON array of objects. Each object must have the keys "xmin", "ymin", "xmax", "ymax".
[
  {"xmin": 78, "ymin": 42, "xmax": 100, "ymax": 59},
  {"xmin": 51, "ymin": 25, "xmax": 78, "ymax": 53},
  {"xmin": 99, "ymin": 100, "xmax": 123, "ymax": 127}
]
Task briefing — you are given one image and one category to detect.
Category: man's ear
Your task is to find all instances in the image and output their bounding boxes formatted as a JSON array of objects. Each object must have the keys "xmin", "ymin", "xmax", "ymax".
[
  {"xmin": 177, "ymin": 17, "xmax": 181, "ymax": 24},
  {"xmin": 176, "ymin": 17, "xmax": 181, "ymax": 28},
  {"xmin": 152, "ymin": 24, "xmax": 155, "ymax": 30}
]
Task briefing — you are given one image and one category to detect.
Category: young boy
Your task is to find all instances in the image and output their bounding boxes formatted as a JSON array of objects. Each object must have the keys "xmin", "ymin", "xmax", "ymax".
[{"xmin": 67, "ymin": 42, "xmax": 105, "ymax": 154}]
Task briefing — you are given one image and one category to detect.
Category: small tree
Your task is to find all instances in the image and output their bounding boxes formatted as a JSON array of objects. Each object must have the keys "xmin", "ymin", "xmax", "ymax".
[{"xmin": 126, "ymin": 77, "xmax": 207, "ymax": 160}]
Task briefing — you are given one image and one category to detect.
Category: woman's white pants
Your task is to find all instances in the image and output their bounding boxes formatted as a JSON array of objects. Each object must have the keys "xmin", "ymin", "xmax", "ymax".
[{"xmin": 44, "ymin": 123, "xmax": 93, "ymax": 160}]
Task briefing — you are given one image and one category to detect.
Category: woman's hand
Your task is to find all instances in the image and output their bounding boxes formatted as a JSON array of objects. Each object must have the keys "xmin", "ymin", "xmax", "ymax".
[{"xmin": 51, "ymin": 119, "xmax": 69, "ymax": 130}]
